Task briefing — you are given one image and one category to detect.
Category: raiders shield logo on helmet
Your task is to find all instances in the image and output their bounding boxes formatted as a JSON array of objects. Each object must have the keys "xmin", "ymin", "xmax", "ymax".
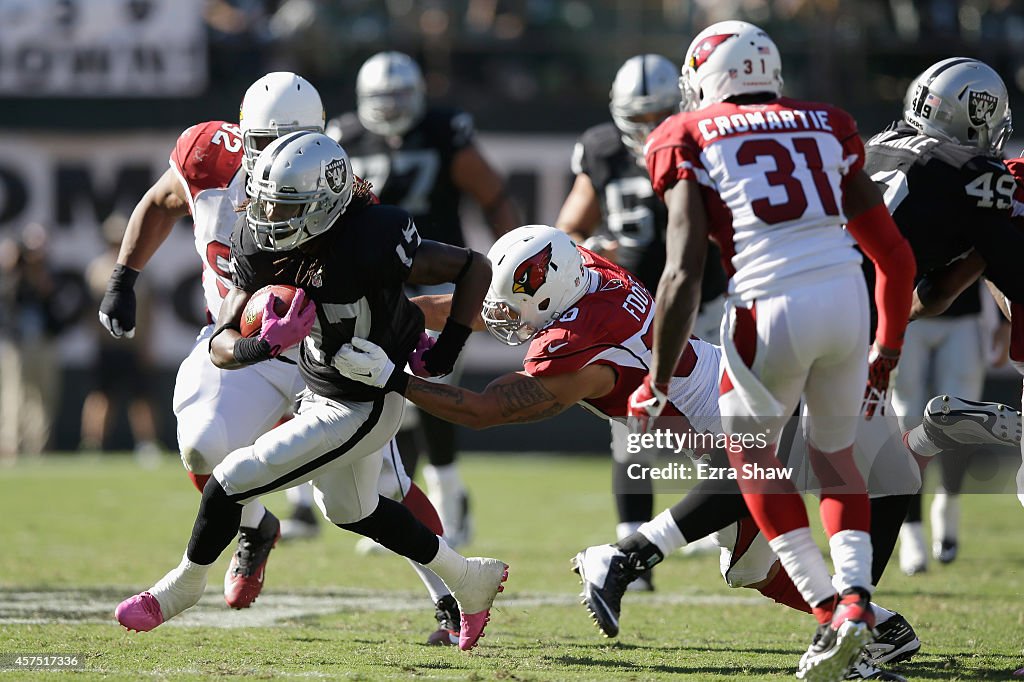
[
  {"xmin": 512, "ymin": 243, "xmax": 553, "ymax": 296},
  {"xmin": 968, "ymin": 90, "xmax": 998, "ymax": 127},
  {"xmin": 325, "ymin": 158, "xmax": 348, "ymax": 193}
]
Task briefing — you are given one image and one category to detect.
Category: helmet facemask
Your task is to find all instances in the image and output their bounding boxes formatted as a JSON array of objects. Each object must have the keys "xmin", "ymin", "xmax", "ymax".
[{"xmin": 481, "ymin": 299, "xmax": 540, "ymax": 346}]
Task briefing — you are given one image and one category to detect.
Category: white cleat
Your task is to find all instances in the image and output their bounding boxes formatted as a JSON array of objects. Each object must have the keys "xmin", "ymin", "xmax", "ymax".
[
  {"xmin": 450, "ymin": 557, "xmax": 508, "ymax": 651},
  {"xmin": 923, "ymin": 395, "xmax": 1022, "ymax": 449}
]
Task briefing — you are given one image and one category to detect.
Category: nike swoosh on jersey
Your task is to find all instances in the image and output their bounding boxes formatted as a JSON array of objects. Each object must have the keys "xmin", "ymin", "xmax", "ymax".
[{"xmin": 547, "ymin": 342, "xmax": 569, "ymax": 352}]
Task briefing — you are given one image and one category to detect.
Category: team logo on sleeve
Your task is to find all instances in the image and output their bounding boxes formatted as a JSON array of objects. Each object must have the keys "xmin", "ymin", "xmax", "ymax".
[
  {"xmin": 325, "ymin": 158, "xmax": 348, "ymax": 193},
  {"xmin": 968, "ymin": 90, "xmax": 998, "ymax": 126},
  {"xmin": 688, "ymin": 34, "xmax": 737, "ymax": 70},
  {"xmin": 512, "ymin": 243, "xmax": 553, "ymax": 295}
]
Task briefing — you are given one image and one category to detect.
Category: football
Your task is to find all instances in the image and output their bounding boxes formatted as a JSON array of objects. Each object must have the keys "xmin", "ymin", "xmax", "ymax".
[{"xmin": 240, "ymin": 284, "xmax": 300, "ymax": 337}]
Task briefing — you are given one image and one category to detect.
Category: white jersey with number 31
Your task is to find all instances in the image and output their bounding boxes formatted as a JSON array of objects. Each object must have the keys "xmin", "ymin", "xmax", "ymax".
[{"xmin": 645, "ymin": 97, "xmax": 868, "ymax": 300}]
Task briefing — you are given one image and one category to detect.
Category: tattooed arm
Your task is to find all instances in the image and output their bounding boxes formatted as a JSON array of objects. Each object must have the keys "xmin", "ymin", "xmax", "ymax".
[{"xmin": 404, "ymin": 364, "xmax": 616, "ymax": 429}]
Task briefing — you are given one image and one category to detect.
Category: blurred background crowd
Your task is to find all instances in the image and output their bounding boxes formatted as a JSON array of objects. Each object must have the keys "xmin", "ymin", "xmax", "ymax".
[{"xmin": 1, "ymin": 0, "xmax": 1024, "ymax": 458}]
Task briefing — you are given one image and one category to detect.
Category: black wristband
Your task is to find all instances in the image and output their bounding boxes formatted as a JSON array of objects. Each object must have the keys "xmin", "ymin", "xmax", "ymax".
[
  {"xmin": 233, "ymin": 336, "xmax": 273, "ymax": 365},
  {"xmin": 423, "ymin": 318, "xmax": 473, "ymax": 375},
  {"xmin": 109, "ymin": 263, "xmax": 139, "ymax": 290},
  {"xmin": 385, "ymin": 370, "xmax": 411, "ymax": 395}
]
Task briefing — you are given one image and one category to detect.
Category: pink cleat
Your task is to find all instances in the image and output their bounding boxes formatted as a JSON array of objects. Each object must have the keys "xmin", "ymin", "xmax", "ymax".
[
  {"xmin": 456, "ymin": 561, "xmax": 508, "ymax": 651},
  {"xmin": 115, "ymin": 592, "xmax": 164, "ymax": 632}
]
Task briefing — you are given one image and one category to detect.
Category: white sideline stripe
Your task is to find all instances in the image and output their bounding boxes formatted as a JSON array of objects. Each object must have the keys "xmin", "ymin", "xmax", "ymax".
[{"xmin": 0, "ymin": 589, "xmax": 764, "ymax": 628}]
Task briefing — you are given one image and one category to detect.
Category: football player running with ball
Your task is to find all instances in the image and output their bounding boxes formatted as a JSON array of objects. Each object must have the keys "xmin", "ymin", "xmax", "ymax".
[
  {"xmin": 626, "ymin": 21, "xmax": 915, "ymax": 680},
  {"xmin": 100, "ymin": 73, "xmax": 463, "ymax": 643},
  {"xmin": 114, "ymin": 132, "xmax": 508, "ymax": 651},
  {"xmin": 99, "ymin": 73, "xmax": 322, "ymax": 610}
]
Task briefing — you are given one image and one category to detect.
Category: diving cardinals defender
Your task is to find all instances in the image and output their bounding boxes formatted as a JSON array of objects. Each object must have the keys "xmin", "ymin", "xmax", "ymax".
[
  {"xmin": 330, "ymin": 225, "xmax": 920, "ymax": 680},
  {"xmin": 627, "ymin": 21, "xmax": 915, "ymax": 681},
  {"xmin": 99, "ymin": 75, "xmax": 456, "ymax": 641}
]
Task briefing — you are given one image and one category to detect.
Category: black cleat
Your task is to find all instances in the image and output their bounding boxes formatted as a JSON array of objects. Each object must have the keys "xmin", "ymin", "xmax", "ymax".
[
  {"xmin": 865, "ymin": 613, "xmax": 921, "ymax": 666},
  {"xmin": 571, "ymin": 544, "xmax": 640, "ymax": 638},
  {"xmin": 224, "ymin": 511, "xmax": 281, "ymax": 609},
  {"xmin": 933, "ymin": 539, "xmax": 958, "ymax": 564},
  {"xmin": 426, "ymin": 594, "xmax": 460, "ymax": 646}
]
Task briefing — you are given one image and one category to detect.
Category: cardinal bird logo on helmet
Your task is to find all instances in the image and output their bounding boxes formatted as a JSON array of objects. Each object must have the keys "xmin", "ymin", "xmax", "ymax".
[
  {"xmin": 689, "ymin": 34, "xmax": 737, "ymax": 70},
  {"xmin": 512, "ymin": 243, "xmax": 553, "ymax": 296}
]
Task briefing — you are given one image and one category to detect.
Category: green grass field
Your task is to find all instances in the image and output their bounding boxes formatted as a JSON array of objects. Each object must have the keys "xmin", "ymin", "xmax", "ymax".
[{"xmin": 1, "ymin": 453, "xmax": 1022, "ymax": 680}]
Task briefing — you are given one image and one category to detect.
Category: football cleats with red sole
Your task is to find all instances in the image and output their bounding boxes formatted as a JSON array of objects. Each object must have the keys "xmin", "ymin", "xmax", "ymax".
[{"xmin": 224, "ymin": 512, "xmax": 281, "ymax": 609}]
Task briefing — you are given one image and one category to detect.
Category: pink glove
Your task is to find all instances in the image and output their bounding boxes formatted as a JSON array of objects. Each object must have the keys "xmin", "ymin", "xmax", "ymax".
[
  {"xmin": 260, "ymin": 289, "xmax": 316, "ymax": 357},
  {"xmin": 408, "ymin": 332, "xmax": 436, "ymax": 377}
]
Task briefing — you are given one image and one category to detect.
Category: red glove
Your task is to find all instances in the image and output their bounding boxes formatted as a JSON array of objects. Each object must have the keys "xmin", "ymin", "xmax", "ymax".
[
  {"xmin": 408, "ymin": 333, "xmax": 436, "ymax": 377},
  {"xmin": 627, "ymin": 375, "xmax": 670, "ymax": 433},
  {"xmin": 863, "ymin": 343, "xmax": 899, "ymax": 420}
]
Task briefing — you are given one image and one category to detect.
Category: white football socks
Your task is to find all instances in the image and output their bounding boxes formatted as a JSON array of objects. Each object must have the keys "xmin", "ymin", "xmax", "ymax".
[
  {"xmin": 239, "ymin": 500, "xmax": 267, "ymax": 530},
  {"xmin": 425, "ymin": 536, "xmax": 469, "ymax": 591},
  {"xmin": 768, "ymin": 527, "xmax": 837, "ymax": 609},
  {"xmin": 829, "ymin": 529, "xmax": 874, "ymax": 594},
  {"xmin": 637, "ymin": 510, "xmax": 687, "ymax": 555},
  {"xmin": 930, "ymin": 491, "xmax": 960, "ymax": 542},
  {"xmin": 149, "ymin": 552, "xmax": 209, "ymax": 620}
]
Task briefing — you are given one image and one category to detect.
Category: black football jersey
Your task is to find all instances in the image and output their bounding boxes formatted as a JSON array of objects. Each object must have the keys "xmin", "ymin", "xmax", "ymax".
[
  {"xmin": 573, "ymin": 122, "xmax": 727, "ymax": 301},
  {"xmin": 328, "ymin": 107, "xmax": 474, "ymax": 247},
  {"xmin": 864, "ymin": 122, "xmax": 1024, "ymax": 302},
  {"xmin": 230, "ymin": 204, "xmax": 424, "ymax": 403}
]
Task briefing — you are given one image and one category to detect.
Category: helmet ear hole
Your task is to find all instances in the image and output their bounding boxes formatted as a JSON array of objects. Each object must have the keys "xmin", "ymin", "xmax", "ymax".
[{"xmin": 538, "ymin": 298, "xmax": 550, "ymax": 311}]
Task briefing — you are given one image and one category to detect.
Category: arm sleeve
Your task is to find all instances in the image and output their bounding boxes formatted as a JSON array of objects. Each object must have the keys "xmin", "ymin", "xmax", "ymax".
[{"xmin": 846, "ymin": 202, "xmax": 915, "ymax": 349}]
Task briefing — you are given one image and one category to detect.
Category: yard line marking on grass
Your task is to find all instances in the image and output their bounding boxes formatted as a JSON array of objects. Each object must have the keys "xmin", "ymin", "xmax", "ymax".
[{"xmin": 0, "ymin": 588, "xmax": 764, "ymax": 628}]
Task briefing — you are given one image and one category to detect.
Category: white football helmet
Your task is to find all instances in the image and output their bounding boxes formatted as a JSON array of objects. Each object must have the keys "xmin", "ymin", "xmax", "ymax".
[
  {"xmin": 904, "ymin": 58, "xmax": 1012, "ymax": 155},
  {"xmin": 610, "ymin": 54, "xmax": 681, "ymax": 156},
  {"xmin": 482, "ymin": 225, "xmax": 591, "ymax": 345},
  {"xmin": 245, "ymin": 131, "xmax": 354, "ymax": 252},
  {"xmin": 680, "ymin": 21, "xmax": 783, "ymax": 111},
  {"xmin": 239, "ymin": 72, "xmax": 325, "ymax": 174},
  {"xmin": 356, "ymin": 51, "xmax": 427, "ymax": 137}
]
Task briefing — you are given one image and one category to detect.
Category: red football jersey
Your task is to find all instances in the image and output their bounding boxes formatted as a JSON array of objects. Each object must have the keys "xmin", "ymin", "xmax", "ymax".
[{"xmin": 523, "ymin": 248, "xmax": 722, "ymax": 434}]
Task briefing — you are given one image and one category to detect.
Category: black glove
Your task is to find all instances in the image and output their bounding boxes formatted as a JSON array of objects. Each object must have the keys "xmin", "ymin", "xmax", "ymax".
[
  {"xmin": 421, "ymin": 318, "xmax": 472, "ymax": 377},
  {"xmin": 98, "ymin": 264, "xmax": 139, "ymax": 339}
]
